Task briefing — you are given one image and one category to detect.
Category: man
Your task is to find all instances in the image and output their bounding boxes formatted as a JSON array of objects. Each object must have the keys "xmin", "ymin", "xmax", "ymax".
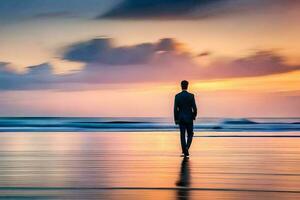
[{"xmin": 174, "ymin": 80, "xmax": 197, "ymax": 157}]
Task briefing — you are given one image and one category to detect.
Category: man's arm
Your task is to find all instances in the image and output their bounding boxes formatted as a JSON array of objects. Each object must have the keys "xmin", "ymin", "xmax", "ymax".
[
  {"xmin": 174, "ymin": 96, "xmax": 179, "ymax": 124},
  {"xmin": 192, "ymin": 94, "xmax": 197, "ymax": 120}
]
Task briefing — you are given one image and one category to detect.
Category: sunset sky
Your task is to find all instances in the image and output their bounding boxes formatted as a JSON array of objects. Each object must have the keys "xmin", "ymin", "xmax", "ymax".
[{"xmin": 0, "ymin": 0, "xmax": 299, "ymax": 117}]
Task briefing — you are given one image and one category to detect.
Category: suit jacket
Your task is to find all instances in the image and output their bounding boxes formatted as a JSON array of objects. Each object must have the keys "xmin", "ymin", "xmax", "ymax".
[{"xmin": 174, "ymin": 91, "xmax": 197, "ymax": 124}]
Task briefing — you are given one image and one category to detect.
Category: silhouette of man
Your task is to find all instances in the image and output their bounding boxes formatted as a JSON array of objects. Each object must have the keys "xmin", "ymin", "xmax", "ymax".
[{"xmin": 174, "ymin": 80, "xmax": 197, "ymax": 157}]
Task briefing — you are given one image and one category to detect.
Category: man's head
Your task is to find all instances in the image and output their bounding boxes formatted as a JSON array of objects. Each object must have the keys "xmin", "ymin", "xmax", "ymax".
[{"xmin": 181, "ymin": 80, "xmax": 189, "ymax": 90}]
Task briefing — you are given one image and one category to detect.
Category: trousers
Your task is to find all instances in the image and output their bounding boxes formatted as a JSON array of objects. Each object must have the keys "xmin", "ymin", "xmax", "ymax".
[{"xmin": 179, "ymin": 122, "xmax": 194, "ymax": 154}]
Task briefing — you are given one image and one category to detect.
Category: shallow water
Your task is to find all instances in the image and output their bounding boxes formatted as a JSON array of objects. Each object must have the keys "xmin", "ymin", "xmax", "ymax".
[{"xmin": 0, "ymin": 132, "xmax": 299, "ymax": 199}]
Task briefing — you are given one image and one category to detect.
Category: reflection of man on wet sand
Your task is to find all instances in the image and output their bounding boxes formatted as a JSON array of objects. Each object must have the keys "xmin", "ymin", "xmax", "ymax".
[{"xmin": 176, "ymin": 157, "xmax": 190, "ymax": 200}]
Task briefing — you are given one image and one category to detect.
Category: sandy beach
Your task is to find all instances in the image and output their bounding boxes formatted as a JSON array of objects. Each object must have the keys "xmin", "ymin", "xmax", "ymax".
[{"xmin": 0, "ymin": 131, "xmax": 299, "ymax": 199}]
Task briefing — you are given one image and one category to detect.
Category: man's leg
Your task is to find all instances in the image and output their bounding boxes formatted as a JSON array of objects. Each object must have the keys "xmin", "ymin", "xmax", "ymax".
[
  {"xmin": 179, "ymin": 123, "xmax": 188, "ymax": 154},
  {"xmin": 186, "ymin": 122, "xmax": 194, "ymax": 150}
]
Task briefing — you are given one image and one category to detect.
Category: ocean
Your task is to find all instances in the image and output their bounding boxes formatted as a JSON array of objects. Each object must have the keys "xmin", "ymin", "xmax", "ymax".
[{"xmin": 0, "ymin": 117, "xmax": 299, "ymax": 132}]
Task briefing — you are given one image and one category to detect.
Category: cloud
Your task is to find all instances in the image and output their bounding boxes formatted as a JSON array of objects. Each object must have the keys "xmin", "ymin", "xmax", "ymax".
[
  {"xmin": 63, "ymin": 38, "xmax": 300, "ymax": 80},
  {"xmin": 0, "ymin": 63, "xmax": 56, "ymax": 90},
  {"xmin": 202, "ymin": 51, "xmax": 300, "ymax": 78},
  {"xmin": 1, "ymin": 38, "xmax": 299, "ymax": 90},
  {"xmin": 63, "ymin": 37, "xmax": 181, "ymax": 65},
  {"xmin": 0, "ymin": 63, "xmax": 22, "ymax": 90},
  {"xmin": 0, "ymin": 62, "xmax": 9, "ymax": 68},
  {"xmin": 197, "ymin": 51, "xmax": 211, "ymax": 57},
  {"xmin": 99, "ymin": 0, "xmax": 228, "ymax": 19},
  {"xmin": 98, "ymin": 0, "xmax": 300, "ymax": 20},
  {"xmin": 62, "ymin": 49, "xmax": 300, "ymax": 84}
]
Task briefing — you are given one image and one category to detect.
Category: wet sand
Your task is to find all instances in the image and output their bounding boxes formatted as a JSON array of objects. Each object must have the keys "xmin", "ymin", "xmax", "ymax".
[{"xmin": 0, "ymin": 132, "xmax": 299, "ymax": 199}]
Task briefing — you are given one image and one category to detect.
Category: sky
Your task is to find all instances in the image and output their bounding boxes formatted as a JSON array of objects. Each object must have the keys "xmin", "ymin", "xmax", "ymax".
[{"xmin": 0, "ymin": 0, "xmax": 300, "ymax": 117}]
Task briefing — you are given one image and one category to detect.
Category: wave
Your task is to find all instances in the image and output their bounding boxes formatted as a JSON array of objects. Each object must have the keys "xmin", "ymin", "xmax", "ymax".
[
  {"xmin": 0, "ymin": 117, "xmax": 300, "ymax": 132},
  {"xmin": 221, "ymin": 118, "xmax": 300, "ymax": 125},
  {"xmin": 75, "ymin": 121, "xmax": 150, "ymax": 124},
  {"xmin": 221, "ymin": 118, "xmax": 258, "ymax": 125}
]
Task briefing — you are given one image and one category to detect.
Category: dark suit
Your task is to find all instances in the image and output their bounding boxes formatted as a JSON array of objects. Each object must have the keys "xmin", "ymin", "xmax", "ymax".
[{"xmin": 174, "ymin": 90, "xmax": 197, "ymax": 154}]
